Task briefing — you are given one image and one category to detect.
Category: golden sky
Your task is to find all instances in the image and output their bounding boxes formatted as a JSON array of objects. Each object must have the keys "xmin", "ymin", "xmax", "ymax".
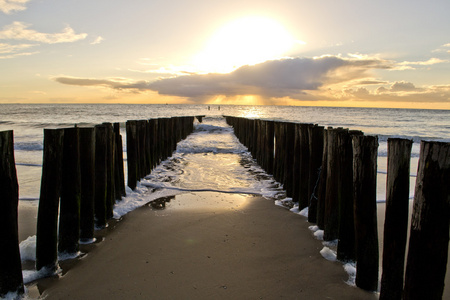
[{"xmin": 1, "ymin": 0, "xmax": 450, "ymax": 109}]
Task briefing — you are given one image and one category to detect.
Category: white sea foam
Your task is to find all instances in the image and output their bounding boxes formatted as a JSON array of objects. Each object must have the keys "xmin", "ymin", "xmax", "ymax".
[
  {"xmin": 343, "ymin": 262, "xmax": 357, "ymax": 286},
  {"xmin": 299, "ymin": 207, "xmax": 308, "ymax": 217},
  {"xmin": 19, "ymin": 236, "xmax": 36, "ymax": 261},
  {"xmin": 23, "ymin": 266, "xmax": 61, "ymax": 284},
  {"xmin": 308, "ymin": 225, "xmax": 325, "ymax": 241},
  {"xmin": 320, "ymin": 247, "xmax": 337, "ymax": 262},
  {"xmin": 314, "ymin": 230, "xmax": 324, "ymax": 240}
]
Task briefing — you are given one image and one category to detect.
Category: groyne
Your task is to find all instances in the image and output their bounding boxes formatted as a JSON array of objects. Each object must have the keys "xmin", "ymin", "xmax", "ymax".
[
  {"xmin": 225, "ymin": 116, "xmax": 449, "ymax": 299},
  {"xmin": 0, "ymin": 116, "xmax": 197, "ymax": 297}
]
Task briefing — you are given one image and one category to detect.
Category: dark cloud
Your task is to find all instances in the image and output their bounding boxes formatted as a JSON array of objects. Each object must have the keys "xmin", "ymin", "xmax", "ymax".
[
  {"xmin": 53, "ymin": 77, "xmax": 149, "ymax": 92},
  {"xmin": 390, "ymin": 81, "xmax": 419, "ymax": 92},
  {"xmin": 347, "ymin": 82, "xmax": 450, "ymax": 103},
  {"xmin": 54, "ymin": 56, "xmax": 393, "ymax": 102},
  {"xmin": 147, "ymin": 56, "xmax": 392, "ymax": 100}
]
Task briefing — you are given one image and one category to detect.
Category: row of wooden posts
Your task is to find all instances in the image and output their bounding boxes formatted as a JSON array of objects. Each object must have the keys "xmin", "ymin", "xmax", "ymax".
[
  {"xmin": 0, "ymin": 116, "xmax": 196, "ymax": 297},
  {"xmin": 224, "ymin": 116, "xmax": 450, "ymax": 300}
]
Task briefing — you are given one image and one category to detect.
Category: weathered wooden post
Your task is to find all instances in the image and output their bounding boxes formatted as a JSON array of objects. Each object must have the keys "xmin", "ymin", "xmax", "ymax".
[
  {"xmin": 0, "ymin": 130, "xmax": 24, "ymax": 297},
  {"xmin": 58, "ymin": 127, "xmax": 81, "ymax": 255},
  {"xmin": 307, "ymin": 125, "xmax": 324, "ymax": 223},
  {"xmin": 380, "ymin": 138, "xmax": 413, "ymax": 300},
  {"xmin": 148, "ymin": 119, "xmax": 157, "ymax": 169},
  {"xmin": 316, "ymin": 127, "xmax": 330, "ymax": 229},
  {"xmin": 36, "ymin": 129, "xmax": 64, "ymax": 272},
  {"xmin": 144, "ymin": 120, "xmax": 152, "ymax": 175},
  {"xmin": 284, "ymin": 122, "xmax": 295, "ymax": 198},
  {"xmin": 353, "ymin": 135, "xmax": 379, "ymax": 291},
  {"xmin": 273, "ymin": 122, "xmax": 284, "ymax": 184},
  {"xmin": 135, "ymin": 120, "xmax": 143, "ymax": 180},
  {"xmin": 292, "ymin": 123, "xmax": 302, "ymax": 203},
  {"xmin": 114, "ymin": 123, "xmax": 126, "ymax": 198},
  {"xmin": 265, "ymin": 120, "xmax": 274, "ymax": 175},
  {"xmin": 403, "ymin": 141, "xmax": 450, "ymax": 300},
  {"xmin": 95, "ymin": 124, "xmax": 108, "ymax": 228},
  {"xmin": 162, "ymin": 118, "xmax": 171, "ymax": 159},
  {"xmin": 140, "ymin": 120, "xmax": 148, "ymax": 178},
  {"xmin": 79, "ymin": 127, "xmax": 96, "ymax": 242},
  {"xmin": 324, "ymin": 128, "xmax": 341, "ymax": 241},
  {"xmin": 126, "ymin": 120, "xmax": 138, "ymax": 190},
  {"xmin": 337, "ymin": 129, "xmax": 363, "ymax": 261},
  {"xmin": 103, "ymin": 123, "xmax": 115, "ymax": 219},
  {"xmin": 298, "ymin": 123, "xmax": 312, "ymax": 210}
]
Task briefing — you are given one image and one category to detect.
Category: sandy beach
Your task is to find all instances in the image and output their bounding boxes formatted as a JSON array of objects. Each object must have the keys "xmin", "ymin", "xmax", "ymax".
[{"xmin": 26, "ymin": 192, "xmax": 377, "ymax": 299}]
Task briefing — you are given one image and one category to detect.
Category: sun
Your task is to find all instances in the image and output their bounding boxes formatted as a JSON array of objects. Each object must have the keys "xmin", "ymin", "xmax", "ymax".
[{"xmin": 192, "ymin": 16, "xmax": 302, "ymax": 74}]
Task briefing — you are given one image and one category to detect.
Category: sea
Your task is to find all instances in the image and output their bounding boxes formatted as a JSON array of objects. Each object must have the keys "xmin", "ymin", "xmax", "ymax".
[{"xmin": 1, "ymin": 104, "xmax": 449, "ymax": 298}]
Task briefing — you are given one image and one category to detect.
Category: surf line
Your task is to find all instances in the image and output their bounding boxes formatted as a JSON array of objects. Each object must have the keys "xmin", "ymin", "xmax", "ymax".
[{"xmin": 141, "ymin": 182, "xmax": 262, "ymax": 196}]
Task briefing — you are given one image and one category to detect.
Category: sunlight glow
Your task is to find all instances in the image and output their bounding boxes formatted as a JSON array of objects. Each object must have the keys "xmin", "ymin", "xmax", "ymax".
[{"xmin": 192, "ymin": 16, "xmax": 302, "ymax": 74}]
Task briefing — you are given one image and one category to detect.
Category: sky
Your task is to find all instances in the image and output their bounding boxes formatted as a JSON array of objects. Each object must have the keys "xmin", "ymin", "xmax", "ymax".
[{"xmin": 1, "ymin": 0, "xmax": 450, "ymax": 109}]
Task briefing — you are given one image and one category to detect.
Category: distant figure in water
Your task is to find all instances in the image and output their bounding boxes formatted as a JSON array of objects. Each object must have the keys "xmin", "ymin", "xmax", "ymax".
[
  {"xmin": 218, "ymin": 106, "xmax": 220, "ymax": 110},
  {"xmin": 208, "ymin": 106, "xmax": 210, "ymax": 110}
]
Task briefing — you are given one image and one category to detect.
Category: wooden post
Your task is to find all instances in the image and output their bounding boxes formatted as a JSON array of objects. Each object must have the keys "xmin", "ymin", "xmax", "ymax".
[
  {"xmin": 148, "ymin": 119, "xmax": 157, "ymax": 169},
  {"xmin": 307, "ymin": 125, "xmax": 324, "ymax": 223},
  {"xmin": 316, "ymin": 127, "xmax": 329, "ymax": 229},
  {"xmin": 298, "ymin": 123, "xmax": 312, "ymax": 210},
  {"xmin": 114, "ymin": 123, "xmax": 126, "ymax": 198},
  {"xmin": 94, "ymin": 124, "xmax": 108, "ymax": 228},
  {"xmin": 265, "ymin": 120, "xmax": 274, "ymax": 175},
  {"xmin": 273, "ymin": 122, "xmax": 284, "ymax": 184},
  {"xmin": 380, "ymin": 138, "xmax": 413, "ymax": 300},
  {"xmin": 126, "ymin": 121, "xmax": 137, "ymax": 190},
  {"xmin": 284, "ymin": 122, "xmax": 295, "ymax": 198},
  {"xmin": 79, "ymin": 127, "xmax": 96, "ymax": 242},
  {"xmin": 337, "ymin": 129, "xmax": 363, "ymax": 261},
  {"xmin": 36, "ymin": 129, "xmax": 64, "ymax": 271},
  {"xmin": 145, "ymin": 120, "xmax": 152, "ymax": 175},
  {"xmin": 58, "ymin": 127, "xmax": 81, "ymax": 254},
  {"xmin": 403, "ymin": 141, "xmax": 450, "ymax": 300},
  {"xmin": 0, "ymin": 130, "xmax": 24, "ymax": 296},
  {"xmin": 353, "ymin": 135, "xmax": 379, "ymax": 291},
  {"xmin": 103, "ymin": 123, "xmax": 115, "ymax": 220},
  {"xmin": 324, "ymin": 128, "xmax": 341, "ymax": 241},
  {"xmin": 135, "ymin": 120, "xmax": 143, "ymax": 180},
  {"xmin": 292, "ymin": 124, "xmax": 302, "ymax": 203},
  {"xmin": 162, "ymin": 118, "xmax": 171, "ymax": 159}
]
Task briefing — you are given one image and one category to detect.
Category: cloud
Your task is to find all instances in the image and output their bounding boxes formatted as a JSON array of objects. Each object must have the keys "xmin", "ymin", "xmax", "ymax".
[
  {"xmin": 0, "ymin": 42, "xmax": 39, "ymax": 58},
  {"xmin": 146, "ymin": 56, "xmax": 393, "ymax": 100},
  {"xmin": 0, "ymin": 42, "xmax": 35, "ymax": 54},
  {"xmin": 53, "ymin": 55, "xmax": 450, "ymax": 105},
  {"xmin": 398, "ymin": 57, "xmax": 448, "ymax": 67},
  {"xmin": 389, "ymin": 81, "xmax": 420, "ymax": 92},
  {"xmin": 90, "ymin": 36, "xmax": 104, "ymax": 45},
  {"xmin": 0, "ymin": 0, "xmax": 30, "ymax": 14},
  {"xmin": 52, "ymin": 77, "xmax": 150, "ymax": 95},
  {"xmin": 54, "ymin": 56, "xmax": 393, "ymax": 102},
  {"xmin": 0, "ymin": 50, "xmax": 37, "ymax": 59},
  {"xmin": 433, "ymin": 43, "xmax": 450, "ymax": 54},
  {"xmin": 342, "ymin": 82, "xmax": 450, "ymax": 103},
  {"xmin": 0, "ymin": 21, "xmax": 87, "ymax": 43},
  {"xmin": 354, "ymin": 80, "xmax": 388, "ymax": 85}
]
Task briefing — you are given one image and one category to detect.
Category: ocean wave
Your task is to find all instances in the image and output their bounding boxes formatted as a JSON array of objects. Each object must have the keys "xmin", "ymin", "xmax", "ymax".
[
  {"xmin": 141, "ymin": 182, "xmax": 262, "ymax": 196},
  {"xmin": 28, "ymin": 121, "xmax": 98, "ymax": 129},
  {"xmin": 16, "ymin": 163, "xmax": 42, "ymax": 167},
  {"xmin": 376, "ymin": 134, "xmax": 449, "ymax": 143},
  {"xmin": 14, "ymin": 141, "xmax": 43, "ymax": 151},
  {"xmin": 176, "ymin": 146, "xmax": 246, "ymax": 155}
]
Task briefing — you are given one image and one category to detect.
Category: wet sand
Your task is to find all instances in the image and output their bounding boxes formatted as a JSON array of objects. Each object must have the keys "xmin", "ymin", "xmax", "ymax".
[
  {"xmin": 18, "ymin": 200, "xmax": 39, "ymax": 242},
  {"xmin": 36, "ymin": 192, "xmax": 377, "ymax": 299}
]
